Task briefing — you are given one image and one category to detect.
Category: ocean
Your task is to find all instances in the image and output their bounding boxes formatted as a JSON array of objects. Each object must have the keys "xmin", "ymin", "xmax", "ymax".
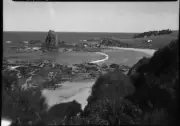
[{"xmin": 3, "ymin": 31, "xmax": 135, "ymax": 44}]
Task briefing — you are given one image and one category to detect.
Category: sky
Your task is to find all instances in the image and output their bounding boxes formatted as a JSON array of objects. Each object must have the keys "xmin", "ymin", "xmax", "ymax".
[{"xmin": 3, "ymin": 0, "xmax": 179, "ymax": 33}]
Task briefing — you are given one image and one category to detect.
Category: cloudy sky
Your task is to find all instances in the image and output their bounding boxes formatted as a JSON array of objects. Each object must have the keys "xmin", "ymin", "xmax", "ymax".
[{"xmin": 3, "ymin": 0, "xmax": 179, "ymax": 32}]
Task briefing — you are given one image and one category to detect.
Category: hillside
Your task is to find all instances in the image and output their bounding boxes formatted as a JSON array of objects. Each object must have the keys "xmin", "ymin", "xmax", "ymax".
[
  {"xmin": 111, "ymin": 31, "xmax": 178, "ymax": 49},
  {"xmin": 57, "ymin": 37, "xmax": 179, "ymax": 125},
  {"xmin": 3, "ymin": 31, "xmax": 179, "ymax": 126},
  {"xmin": 133, "ymin": 29, "xmax": 173, "ymax": 38}
]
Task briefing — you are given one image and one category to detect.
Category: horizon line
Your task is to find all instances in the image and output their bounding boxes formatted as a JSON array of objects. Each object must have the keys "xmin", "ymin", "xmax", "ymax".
[
  {"xmin": 3, "ymin": 29, "xmax": 179, "ymax": 34},
  {"xmin": 3, "ymin": 30, "xmax": 140, "ymax": 33}
]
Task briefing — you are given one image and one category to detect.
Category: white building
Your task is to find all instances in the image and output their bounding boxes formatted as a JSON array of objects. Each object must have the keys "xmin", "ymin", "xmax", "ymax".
[
  {"xmin": 32, "ymin": 47, "xmax": 41, "ymax": 51},
  {"xmin": 5, "ymin": 41, "xmax": 12, "ymax": 44},
  {"xmin": 23, "ymin": 41, "xmax": 29, "ymax": 44},
  {"xmin": 143, "ymin": 39, "xmax": 152, "ymax": 43},
  {"xmin": 147, "ymin": 40, "xmax": 152, "ymax": 43}
]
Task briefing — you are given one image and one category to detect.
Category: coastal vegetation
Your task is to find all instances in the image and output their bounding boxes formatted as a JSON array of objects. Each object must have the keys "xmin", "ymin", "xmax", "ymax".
[{"xmin": 2, "ymin": 30, "xmax": 178, "ymax": 125}]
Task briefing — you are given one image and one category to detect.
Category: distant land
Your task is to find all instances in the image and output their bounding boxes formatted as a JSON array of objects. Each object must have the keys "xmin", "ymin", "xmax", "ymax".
[{"xmin": 3, "ymin": 30, "xmax": 178, "ymax": 49}]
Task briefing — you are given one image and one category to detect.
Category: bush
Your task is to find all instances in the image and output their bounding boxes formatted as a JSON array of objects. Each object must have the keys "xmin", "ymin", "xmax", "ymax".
[
  {"xmin": 66, "ymin": 38, "xmax": 179, "ymax": 125},
  {"xmin": 126, "ymin": 38, "xmax": 179, "ymax": 125},
  {"xmin": 133, "ymin": 29, "xmax": 173, "ymax": 38},
  {"xmin": 141, "ymin": 109, "xmax": 169, "ymax": 125},
  {"xmin": 87, "ymin": 71, "xmax": 135, "ymax": 106},
  {"xmin": 2, "ymin": 87, "xmax": 47, "ymax": 125}
]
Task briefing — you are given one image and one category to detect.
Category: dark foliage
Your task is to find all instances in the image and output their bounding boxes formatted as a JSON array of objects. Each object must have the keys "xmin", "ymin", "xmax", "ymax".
[
  {"xmin": 28, "ymin": 40, "xmax": 42, "ymax": 46},
  {"xmin": 62, "ymin": 38, "xmax": 179, "ymax": 125},
  {"xmin": 133, "ymin": 29, "xmax": 173, "ymax": 38},
  {"xmin": 86, "ymin": 71, "xmax": 135, "ymax": 112},
  {"xmin": 43, "ymin": 100, "xmax": 82, "ymax": 124},
  {"xmin": 100, "ymin": 38, "xmax": 129, "ymax": 47},
  {"xmin": 109, "ymin": 63, "xmax": 120, "ymax": 69},
  {"xmin": 126, "ymin": 38, "xmax": 179, "ymax": 125},
  {"xmin": 2, "ymin": 87, "xmax": 47, "ymax": 125}
]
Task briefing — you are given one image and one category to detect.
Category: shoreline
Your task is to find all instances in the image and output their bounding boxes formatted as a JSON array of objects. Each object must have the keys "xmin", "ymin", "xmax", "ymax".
[
  {"xmin": 89, "ymin": 47, "xmax": 156, "ymax": 64},
  {"xmin": 107, "ymin": 46, "xmax": 156, "ymax": 56},
  {"xmin": 90, "ymin": 52, "xmax": 109, "ymax": 64},
  {"xmin": 42, "ymin": 47, "xmax": 156, "ymax": 111}
]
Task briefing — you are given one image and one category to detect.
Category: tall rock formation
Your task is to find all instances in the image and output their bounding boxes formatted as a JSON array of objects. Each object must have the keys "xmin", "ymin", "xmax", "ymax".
[{"xmin": 43, "ymin": 30, "xmax": 58, "ymax": 50}]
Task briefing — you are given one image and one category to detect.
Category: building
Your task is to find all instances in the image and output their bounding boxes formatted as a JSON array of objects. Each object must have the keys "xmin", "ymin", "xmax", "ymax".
[
  {"xmin": 5, "ymin": 41, "xmax": 12, "ymax": 44},
  {"xmin": 147, "ymin": 40, "xmax": 152, "ymax": 43},
  {"xmin": 23, "ymin": 41, "xmax": 29, "ymax": 44},
  {"xmin": 32, "ymin": 47, "xmax": 41, "ymax": 51}
]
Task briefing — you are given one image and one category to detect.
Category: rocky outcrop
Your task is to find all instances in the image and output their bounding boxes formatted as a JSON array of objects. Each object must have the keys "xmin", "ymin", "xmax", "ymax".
[
  {"xmin": 42, "ymin": 30, "xmax": 58, "ymax": 50},
  {"xmin": 100, "ymin": 38, "xmax": 129, "ymax": 47},
  {"xmin": 133, "ymin": 29, "xmax": 173, "ymax": 38}
]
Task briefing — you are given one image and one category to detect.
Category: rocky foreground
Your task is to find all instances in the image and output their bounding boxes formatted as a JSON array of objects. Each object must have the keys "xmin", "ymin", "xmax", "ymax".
[
  {"xmin": 2, "ymin": 58, "xmax": 131, "ymax": 125},
  {"xmin": 3, "ymin": 59, "xmax": 130, "ymax": 90}
]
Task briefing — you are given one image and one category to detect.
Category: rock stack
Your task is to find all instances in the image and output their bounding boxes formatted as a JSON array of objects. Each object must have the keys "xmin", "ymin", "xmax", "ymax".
[{"xmin": 42, "ymin": 30, "xmax": 58, "ymax": 50}]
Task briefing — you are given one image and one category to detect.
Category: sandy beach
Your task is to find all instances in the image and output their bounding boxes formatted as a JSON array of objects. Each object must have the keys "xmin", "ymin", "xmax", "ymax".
[{"xmin": 42, "ymin": 47, "xmax": 156, "ymax": 111}]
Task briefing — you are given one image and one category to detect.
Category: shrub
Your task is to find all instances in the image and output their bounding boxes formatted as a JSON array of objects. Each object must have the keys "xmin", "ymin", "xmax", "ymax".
[
  {"xmin": 141, "ymin": 109, "xmax": 169, "ymax": 125},
  {"xmin": 126, "ymin": 38, "xmax": 179, "ymax": 125},
  {"xmin": 2, "ymin": 87, "xmax": 47, "ymax": 125}
]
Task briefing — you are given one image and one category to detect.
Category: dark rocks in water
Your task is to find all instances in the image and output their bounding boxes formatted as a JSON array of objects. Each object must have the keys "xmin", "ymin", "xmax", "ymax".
[
  {"xmin": 100, "ymin": 38, "xmax": 129, "ymax": 47},
  {"xmin": 109, "ymin": 63, "xmax": 120, "ymax": 69}
]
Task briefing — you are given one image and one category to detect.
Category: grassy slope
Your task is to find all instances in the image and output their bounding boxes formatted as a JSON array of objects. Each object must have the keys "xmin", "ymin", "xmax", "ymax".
[{"xmin": 113, "ymin": 31, "xmax": 178, "ymax": 49}]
